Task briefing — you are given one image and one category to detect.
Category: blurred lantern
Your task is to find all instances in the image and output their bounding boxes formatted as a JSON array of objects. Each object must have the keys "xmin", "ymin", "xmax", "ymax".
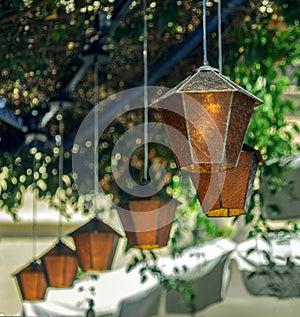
[
  {"xmin": 116, "ymin": 2, "xmax": 179, "ymax": 251},
  {"xmin": 13, "ymin": 155, "xmax": 49, "ymax": 301},
  {"xmin": 261, "ymin": 154, "xmax": 300, "ymax": 220},
  {"xmin": 69, "ymin": 217, "xmax": 121, "ymax": 271},
  {"xmin": 190, "ymin": 144, "xmax": 263, "ymax": 217},
  {"xmin": 13, "ymin": 260, "xmax": 49, "ymax": 301},
  {"xmin": 41, "ymin": 240, "xmax": 78, "ymax": 288},
  {"xmin": 40, "ymin": 110, "xmax": 79, "ymax": 287},
  {"xmin": 118, "ymin": 196, "xmax": 179, "ymax": 249},
  {"xmin": 155, "ymin": 66, "xmax": 262, "ymax": 173}
]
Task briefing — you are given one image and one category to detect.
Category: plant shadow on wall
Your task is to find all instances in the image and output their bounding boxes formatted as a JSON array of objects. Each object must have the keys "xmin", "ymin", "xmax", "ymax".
[
  {"xmin": 237, "ymin": 232, "xmax": 300, "ymax": 298},
  {"xmin": 76, "ymin": 272, "xmax": 98, "ymax": 317},
  {"xmin": 245, "ymin": 254, "xmax": 300, "ymax": 298}
]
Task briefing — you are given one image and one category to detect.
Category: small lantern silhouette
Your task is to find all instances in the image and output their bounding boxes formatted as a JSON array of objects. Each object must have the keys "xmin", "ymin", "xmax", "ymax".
[
  {"xmin": 69, "ymin": 217, "xmax": 121, "ymax": 271},
  {"xmin": 190, "ymin": 144, "xmax": 263, "ymax": 217},
  {"xmin": 41, "ymin": 240, "xmax": 78, "ymax": 288},
  {"xmin": 86, "ymin": 299, "xmax": 96, "ymax": 317},
  {"xmin": 156, "ymin": 66, "xmax": 262, "ymax": 173},
  {"xmin": 118, "ymin": 196, "xmax": 179, "ymax": 249},
  {"xmin": 14, "ymin": 260, "xmax": 49, "ymax": 301}
]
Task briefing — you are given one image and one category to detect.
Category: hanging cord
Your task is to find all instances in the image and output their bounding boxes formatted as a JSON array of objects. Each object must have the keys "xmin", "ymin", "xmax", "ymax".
[
  {"xmin": 202, "ymin": 0, "xmax": 209, "ymax": 66},
  {"xmin": 143, "ymin": 0, "xmax": 149, "ymax": 181},
  {"xmin": 57, "ymin": 111, "xmax": 64, "ymax": 240},
  {"xmin": 94, "ymin": 55, "xmax": 99, "ymax": 213},
  {"xmin": 32, "ymin": 146, "xmax": 37, "ymax": 260},
  {"xmin": 218, "ymin": 0, "xmax": 222, "ymax": 73}
]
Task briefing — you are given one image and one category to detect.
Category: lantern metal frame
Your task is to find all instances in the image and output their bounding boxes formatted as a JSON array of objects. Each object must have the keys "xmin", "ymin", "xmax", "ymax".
[{"xmin": 156, "ymin": 66, "xmax": 263, "ymax": 173}]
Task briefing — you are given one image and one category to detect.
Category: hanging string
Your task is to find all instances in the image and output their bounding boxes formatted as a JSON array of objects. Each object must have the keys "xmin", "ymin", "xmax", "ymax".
[
  {"xmin": 57, "ymin": 111, "xmax": 64, "ymax": 240},
  {"xmin": 202, "ymin": 0, "xmax": 209, "ymax": 66},
  {"xmin": 143, "ymin": 0, "xmax": 149, "ymax": 181},
  {"xmin": 32, "ymin": 147, "xmax": 37, "ymax": 260},
  {"xmin": 94, "ymin": 55, "xmax": 99, "ymax": 213},
  {"xmin": 218, "ymin": 0, "xmax": 223, "ymax": 73}
]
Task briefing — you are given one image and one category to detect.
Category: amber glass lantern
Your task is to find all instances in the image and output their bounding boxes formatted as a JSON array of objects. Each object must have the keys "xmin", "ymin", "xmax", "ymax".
[
  {"xmin": 41, "ymin": 240, "xmax": 78, "ymax": 288},
  {"xmin": 190, "ymin": 145, "xmax": 263, "ymax": 217},
  {"xmin": 14, "ymin": 260, "xmax": 49, "ymax": 301},
  {"xmin": 155, "ymin": 66, "xmax": 262, "ymax": 173},
  {"xmin": 118, "ymin": 197, "xmax": 179, "ymax": 249},
  {"xmin": 69, "ymin": 217, "xmax": 121, "ymax": 271}
]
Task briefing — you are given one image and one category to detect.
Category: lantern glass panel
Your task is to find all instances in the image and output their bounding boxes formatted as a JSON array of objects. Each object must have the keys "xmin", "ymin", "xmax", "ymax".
[
  {"xmin": 191, "ymin": 145, "xmax": 262, "ymax": 217},
  {"xmin": 42, "ymin": 241, "xmax": 78, "ymax": 288},
  {"xmin": 155, "ymin": 66, "xmax": 262, "ymax": 173},
  {"xmin": 72, "ymin": 232, "xmax": 117, "ymax": 271},
  {"xmin": 118, "ymin": 198, "xmax": 179, "ymax": 249},
  {"xmin": 69, "ymin": 217, "xmax": 121, "ymax": 272}
]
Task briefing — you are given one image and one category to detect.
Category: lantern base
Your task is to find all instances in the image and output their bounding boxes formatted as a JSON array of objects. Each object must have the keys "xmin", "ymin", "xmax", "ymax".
[
  {"xmin": 50, "ymin": 285, "xmax": 73, "ymax": 288},
  {"xmin": 82, "ymin": 268, "xmax": 109, "ymax": 272},
  {"xmin": 181, "ymin": 162, "xmax": 235, "ymax": 173},
  {"xmin": 24, "ymin": 297, "xmax": 46, "ymax": 302},
  {"xmin": 206, "ymin": 208, "xmax": 246, "ymax": 217},
  {"xmin": 132, "ymin": 243, "xmax": 162, "ymax": 250}
]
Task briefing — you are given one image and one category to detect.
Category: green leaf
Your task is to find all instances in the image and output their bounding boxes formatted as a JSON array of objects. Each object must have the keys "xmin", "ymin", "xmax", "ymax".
[
  {"xmin": 245, "ymin": 212, "xmax": 254, "ymax": 224},
  {"xmin": 246, "ymin": 247, "xmax": 256, "ymax": 256},
  {"xmin": 247, "ymin": 271, "xmax": 257, "ymax": 280},
  {"xmin": 286, "ymin": 257, "xmax": 295, "ymax": 269},
  {"xmin": 141, "ymin": 274, "xmax": 148, "ymax": 283}
]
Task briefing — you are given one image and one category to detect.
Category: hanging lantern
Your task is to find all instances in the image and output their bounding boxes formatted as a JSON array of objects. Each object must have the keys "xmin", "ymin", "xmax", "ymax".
[
  {"xmin": 13, "ymin": 260, "xmax": 49, "ymax": 301},
  {"xmin": 118, "ymin": 196, "xmax": 179, "ymax": 249},
  {"xmin": 41, "ymin": 240, "xmax": 78, "ymax": 288},
  {"xmin": 190, "ymin": 144, "xmax": 263, "ymax": 217},
  {"xmin": 69, "ymin": 217, "xmax": 121, "ymax": 271},
  {"xmin": 155, "ymin": 66, "xmax": 263, "ymax": 173}
]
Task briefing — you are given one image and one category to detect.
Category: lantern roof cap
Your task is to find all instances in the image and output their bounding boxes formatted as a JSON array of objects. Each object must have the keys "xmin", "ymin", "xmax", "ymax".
[
  {"xmin": 118, "ymin": 182, "xmax": 180, "ymax": 205},
  {"xmin": 12, "ymin": 259, "xmax": 44, "ymax": 276},
  {"xmin": 68, "ymin": 217, "xmax": 121, "ymax": 237},
  {"xmin": 175, "ymin": 65, "xmax": 263, "ymax": 106},
  {"xmin": 40, "ymin": 240, "xmax": 76, "ymax": 257},
  {"xmin": 151, "ymin": 65, "xmax": 263, "ymax": 108},
  {"xmin": 120, "ymin": 194, "xmax": 180, "ymax": 206}
]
